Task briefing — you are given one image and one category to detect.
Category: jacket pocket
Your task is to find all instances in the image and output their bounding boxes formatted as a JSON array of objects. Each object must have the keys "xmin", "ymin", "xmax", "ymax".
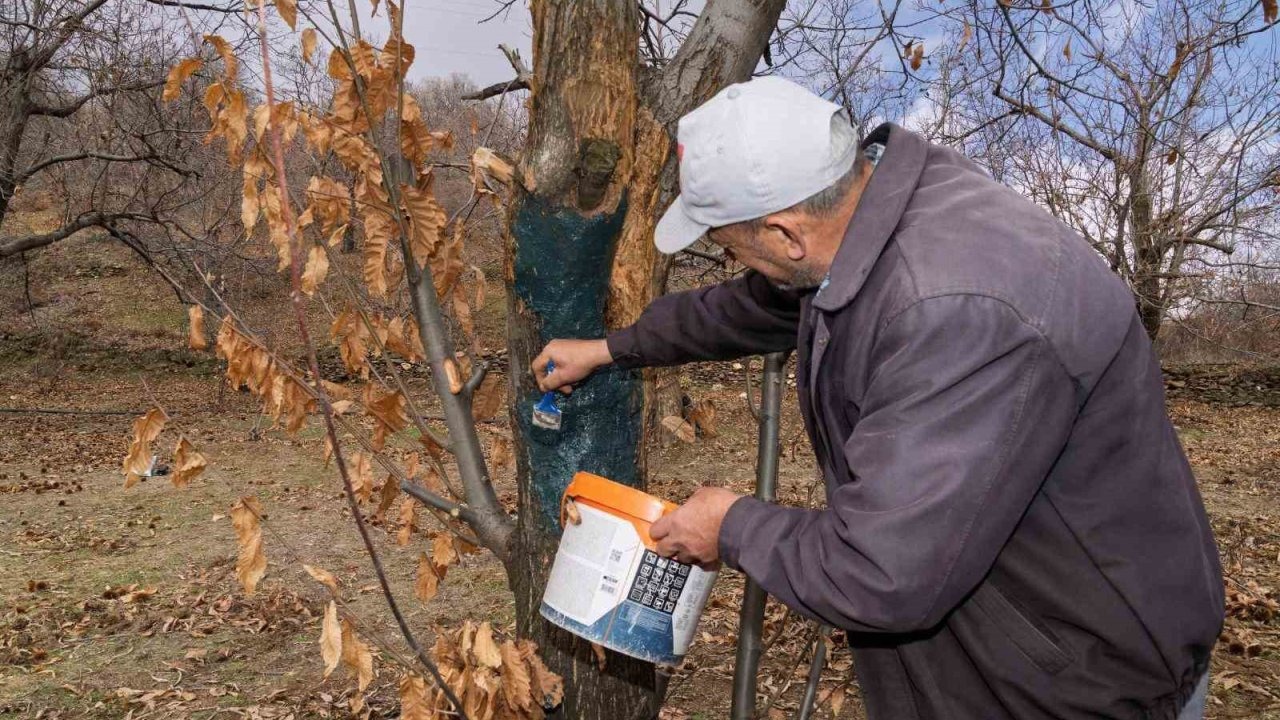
[{"xmin": 972, "ymin": 582, "xmax": 1074, "ymax": 675}]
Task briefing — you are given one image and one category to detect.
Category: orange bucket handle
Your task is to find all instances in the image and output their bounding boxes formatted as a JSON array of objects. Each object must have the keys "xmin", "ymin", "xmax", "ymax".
[{"xmin": 560, "ymin": 472, "xmax": 676, "ymax": 528}]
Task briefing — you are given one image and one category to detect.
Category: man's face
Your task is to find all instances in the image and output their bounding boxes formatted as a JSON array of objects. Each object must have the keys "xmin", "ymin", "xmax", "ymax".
[{"xmin": 706, "ymin": 222, "xmax": 826, "ymax": 292}]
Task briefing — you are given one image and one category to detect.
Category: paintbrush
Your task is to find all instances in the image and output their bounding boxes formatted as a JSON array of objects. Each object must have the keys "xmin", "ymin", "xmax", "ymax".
[{"xmin": 532, "ymin": 360, "xmax": 562, "ymax": 431}]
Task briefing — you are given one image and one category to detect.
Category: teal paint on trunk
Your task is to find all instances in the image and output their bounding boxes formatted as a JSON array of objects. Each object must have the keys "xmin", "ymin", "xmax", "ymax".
[{"xmin": 511, "ymin": 194, "xmax": 644, "ymax": 532}]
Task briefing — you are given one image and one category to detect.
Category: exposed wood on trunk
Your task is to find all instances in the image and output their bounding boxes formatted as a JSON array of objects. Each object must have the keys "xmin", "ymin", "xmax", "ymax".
[
  {"xmin": 505, "ymin": 1, "xmax": 654, "ymax": 716},
  {"xmin": 503, "ymin": 1, "xmax": 788, "ymax": 716}
]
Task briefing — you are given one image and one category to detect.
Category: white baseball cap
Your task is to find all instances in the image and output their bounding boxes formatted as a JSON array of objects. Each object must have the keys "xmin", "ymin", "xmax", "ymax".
[{"xmin": 655, "ymin": 76, "xmax": 859, "ymax": 254}]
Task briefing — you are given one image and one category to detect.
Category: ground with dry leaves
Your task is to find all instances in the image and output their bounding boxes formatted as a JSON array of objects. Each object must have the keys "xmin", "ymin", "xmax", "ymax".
[{"xmin": 2, "ymin": 236, "xmax": 1278, "ymax": 719}]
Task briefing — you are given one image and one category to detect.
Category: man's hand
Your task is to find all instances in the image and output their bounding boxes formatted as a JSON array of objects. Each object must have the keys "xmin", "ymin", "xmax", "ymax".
[
  {"xmin": 532, "ymin": 339, "xmax": 613, "ymax": 394},
  {"xmin": 650, "ymin": 487, "xmax": 743, "ymax": 568}
]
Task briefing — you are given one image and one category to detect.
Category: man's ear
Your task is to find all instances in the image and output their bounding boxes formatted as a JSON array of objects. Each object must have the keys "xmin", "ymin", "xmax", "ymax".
[{"xmin": 763, "ymin": 213, "xmax": 807, "ymax": 261}]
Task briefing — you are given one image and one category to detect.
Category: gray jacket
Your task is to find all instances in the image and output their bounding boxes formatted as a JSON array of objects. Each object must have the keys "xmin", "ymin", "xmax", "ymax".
[{"xmin": 607, "ymin": 123, "xmax": 1223, "ymax": 719}]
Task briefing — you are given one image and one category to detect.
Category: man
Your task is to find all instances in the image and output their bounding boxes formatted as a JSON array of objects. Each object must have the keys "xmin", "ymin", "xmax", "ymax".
[{"xmin": 533, "ymin": 77, "xmax": 1223, "ymax": 719}]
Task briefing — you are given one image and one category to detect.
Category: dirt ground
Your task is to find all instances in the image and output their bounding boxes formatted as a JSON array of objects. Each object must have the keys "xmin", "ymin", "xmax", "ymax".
[{"xmin": 2, "ymin": 236, "xmax": 1278, "ymax": 719}]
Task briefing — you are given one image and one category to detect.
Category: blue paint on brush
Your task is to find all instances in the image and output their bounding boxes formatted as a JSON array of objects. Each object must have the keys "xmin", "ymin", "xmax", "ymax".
[{"xmin": 532, "ymin": 361, "xmax": 563, "ymax": 430}]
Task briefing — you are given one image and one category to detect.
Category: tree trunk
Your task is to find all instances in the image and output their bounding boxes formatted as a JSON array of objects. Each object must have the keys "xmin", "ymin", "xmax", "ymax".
[
  {"xmin": 504, "ymin": 2, "xmax": 655, "ymax": 717},
  {"xmin": 503, "ymin": 1, "xmax": 785, "ymax": 716},
  {"xmin": 605, "ymin": 0, "xmax": 787, "ymax": 452},
  {"xmin": 0, "ymin": 63, "xmax": 33, "ymax": 228},
  {"xmin": 1127, "ymin": 164, "xmax": 1165, "ymax": 341}
]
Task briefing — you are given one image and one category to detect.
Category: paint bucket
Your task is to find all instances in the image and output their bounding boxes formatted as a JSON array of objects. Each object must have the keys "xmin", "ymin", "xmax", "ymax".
[{"xmin": 540, "ymin": 472, "xmax": 717, "ymax": 665}]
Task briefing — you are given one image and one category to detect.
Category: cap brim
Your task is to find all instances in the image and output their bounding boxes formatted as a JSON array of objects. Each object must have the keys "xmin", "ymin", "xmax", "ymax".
[{"xmin": 654, "ymin": 195, "xmax": 709, "ymax": 254}]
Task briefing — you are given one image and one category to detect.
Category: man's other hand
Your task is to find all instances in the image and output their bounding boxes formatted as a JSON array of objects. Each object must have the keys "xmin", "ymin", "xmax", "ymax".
[
  {"xmin": 650, "ymin": 487, "xmax": 743, "ymax": 569},
  {"xmin": 532, "ymin": 339, "xmax": 613, "ymax": 394}
]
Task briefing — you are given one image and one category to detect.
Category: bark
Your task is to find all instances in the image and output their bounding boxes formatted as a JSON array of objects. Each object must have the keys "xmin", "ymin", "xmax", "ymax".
[
  {"xmin": 606, "ymin": 0, "xmax": 787, "ymax": 453},
  {"xmin": 503, "ymin": 1, "xmax": 784, "ymax": 717},
  {"xmin": 1127, "ymin": 161, "xmax": 1165, "ymax": 341},
  {"xmin": 505, "ymin": 1, "xmax": 654, "ymax": 717},
  {"xmin": 0, "ymin": 212, "xmax": 111, "ymax": 258},
  {"xmin": 0, "ymin": 56, "xmax": 33, "ymax": 226}
]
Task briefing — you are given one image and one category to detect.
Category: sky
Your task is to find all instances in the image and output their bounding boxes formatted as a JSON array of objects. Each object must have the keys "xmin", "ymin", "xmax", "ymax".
[{"xmin": 369, "ymin": 0, "xmax": 533, "ymax": 86}]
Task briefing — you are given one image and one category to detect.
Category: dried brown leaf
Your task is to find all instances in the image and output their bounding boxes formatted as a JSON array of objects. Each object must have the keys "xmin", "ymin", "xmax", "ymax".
[
  {"xmin": 661, "ymin": 415, "xmax": 696, "ymax": 444},
  {"xmin": 1168, "ymin": 42, "xmax": 1188, "ymax": 82},
  {"xmin": 320, "ymin": 600, "xmax": 341, "ymax": 677},
  {"xmin": 563, "ymin": 497, "xmax": 581, "ymax": 526},
  {"xmin": 301, "ymin": 28, "xmax": 318, "ymax": 64},
  {"xmin": 230, "ymin": 496, "xmax": 267, "ymax": 595},
  {"xmin": 172, "ymin": 436, "xmax": 207, "ymax": 488},
  {"xmin": 327, "ymin": 47, "xmax": 352, "ymax": 81},
  {"xmin": 421, "ymin": 463, "xmax": 449, "ymax": 498},
  {"xmin": 241, "ymin": 170, "xmax": 261, "ymax": 232},
  {"xmin": 187, "ymin": 305, "xmax": 208, "ymax": 351},
  {"xmin": 320, "ymin": 379, "xmax": 350, "ymax": 399},
  {"xmin": 340, "ymin": 618, "xmax": 375, "ymax": 698},
  {"xmin": 500, "ymin": 641, "xmax": 532, "ymax": 712},
  {"xmin": 164, "ymin": 58, "xmax": 203, "ymax": 103},
  {"xmin": 520, "ymin": 640, "xmax": 563, "ymax": 709},
  {"xmin": 471, "ymin": 372, "xmax": 504, "ymax": 422},
  {"xmin": 366, "ymin": 389, "xmax": 409, "ymax": 450},
  {"xmin": 402, "ymin": 184, "xmax": 447, "ymax": 270},
  {"xmin": 399, "ymin": 675, "xmax": 430, "ymax": 720},
  {"xmin": 363, "ymin": 218, "xmax": 389, "ymax": 297},
  {"xmin": 375, "ymin": 474, "xmax": 400, "ymax": 521},
  {"xmin": 489, "ymin": 433, "xmax": 513, "ymax": 474},
  {"xmin": 431, "ymin": 225, "xmax": 465, "ymax": 300},
  {"xmin": 473, "ymin": 622, "xmax": 502, "ymax": 668},
  {"xmin": 432, "ymin": 531, "xmax": 459, "ymax": 571},
  {"xmin": 121, "ymin": 586, "xmax": 157, "ymax": 603},
  {"xmin": 688, "ymin": 398, "xmax": 718, "ymax": 438},
  {"xmin": 301, "ymin": 245, "xmax": 329, "ymax": 295},
  {"xmin": 203, "ymin": 34, "xmax": 237, "ymax": 80},
  {"xmin": 303, "ymin": 564, "xmax": 339, "ymax": 592},
  {"xmin": 823, "ymin": 685, "xmax": 846, "ymax": 716},
  {"xmin": 122, "ymin": 408, "xmax": 167, "ymax": 488},
  {"xmin": 397, "ymin": 497, "xmax": 416, "ymax": 546},
  {"xmin": 350, "ymin": 451, "xmax": 374, "ymax": 503},
  {"xmin": 414, "ymin": 551, "xmax": 440, "ymax": 603},
  {"xmin": 272, "ymin": 0, "xmax": 297, "ymax": 28}
]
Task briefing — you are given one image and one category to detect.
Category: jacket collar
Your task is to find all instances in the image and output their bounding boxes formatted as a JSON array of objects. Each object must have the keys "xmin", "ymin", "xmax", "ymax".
[{"xmin": 813, "ymin": 123, "xmax": 929, "ymax": 312}]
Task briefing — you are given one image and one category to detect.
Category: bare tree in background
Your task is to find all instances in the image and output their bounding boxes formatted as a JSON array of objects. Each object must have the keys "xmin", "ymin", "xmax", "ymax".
[
  {"xmin": 931, "ymin": 0, "xmax": 1280, "ymax": 342},
  {"xmin": 0, "ymin": 0, "xmax": 256, "ymax": 298}
]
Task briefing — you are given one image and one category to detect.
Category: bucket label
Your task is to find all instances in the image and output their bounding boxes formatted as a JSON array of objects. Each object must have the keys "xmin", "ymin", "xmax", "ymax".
[
  {"xmin": 627, "ymin": 550, "xmax": 688, "ymax": 614},
  {"xmin": 540, "ymin": 503, "xmax": 715, "ymax": 665}
]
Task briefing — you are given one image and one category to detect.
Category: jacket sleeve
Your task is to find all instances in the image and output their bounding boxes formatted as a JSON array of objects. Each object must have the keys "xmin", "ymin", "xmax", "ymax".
[
  {"xmin": 718, "ymin": 294, "xmax": 1078, "ymax": 633},
  {"xmin": 605, "ymin": 270, "xmax": 802, "ymax": 369}
]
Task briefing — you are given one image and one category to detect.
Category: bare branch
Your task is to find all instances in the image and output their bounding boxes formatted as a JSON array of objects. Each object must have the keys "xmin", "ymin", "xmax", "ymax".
[
  {"xmin": 0, "ymin": 212, "xmax": 114, "ymax": 257},
  {"xmin": 463, "ymin": 361, "xmax": 491, "ymax": 395},
  {"xmin": 142, "ymin": 0, "xmax": 241, "ymax": 12},
  {"xmin": 991, "ymin": 88, "xmax": 1118, "ymax": 161},
  {"xmin": 462, "ymin": 77, "xmax": 530, "ymax": 101},
  {"xmin": 28, "ymin": 79, "xmax": 164, "ymax": 118},
  {"xmin": 462, "ymin": 44, "xmax": 532, "ymax": 100},
  {"xmin": 478, "ymin": 0, "xmax": 519, "ymax": 24},
  {"xmin": 16, "ymin": 150, "xmax": 192, "ymax": 184}
]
